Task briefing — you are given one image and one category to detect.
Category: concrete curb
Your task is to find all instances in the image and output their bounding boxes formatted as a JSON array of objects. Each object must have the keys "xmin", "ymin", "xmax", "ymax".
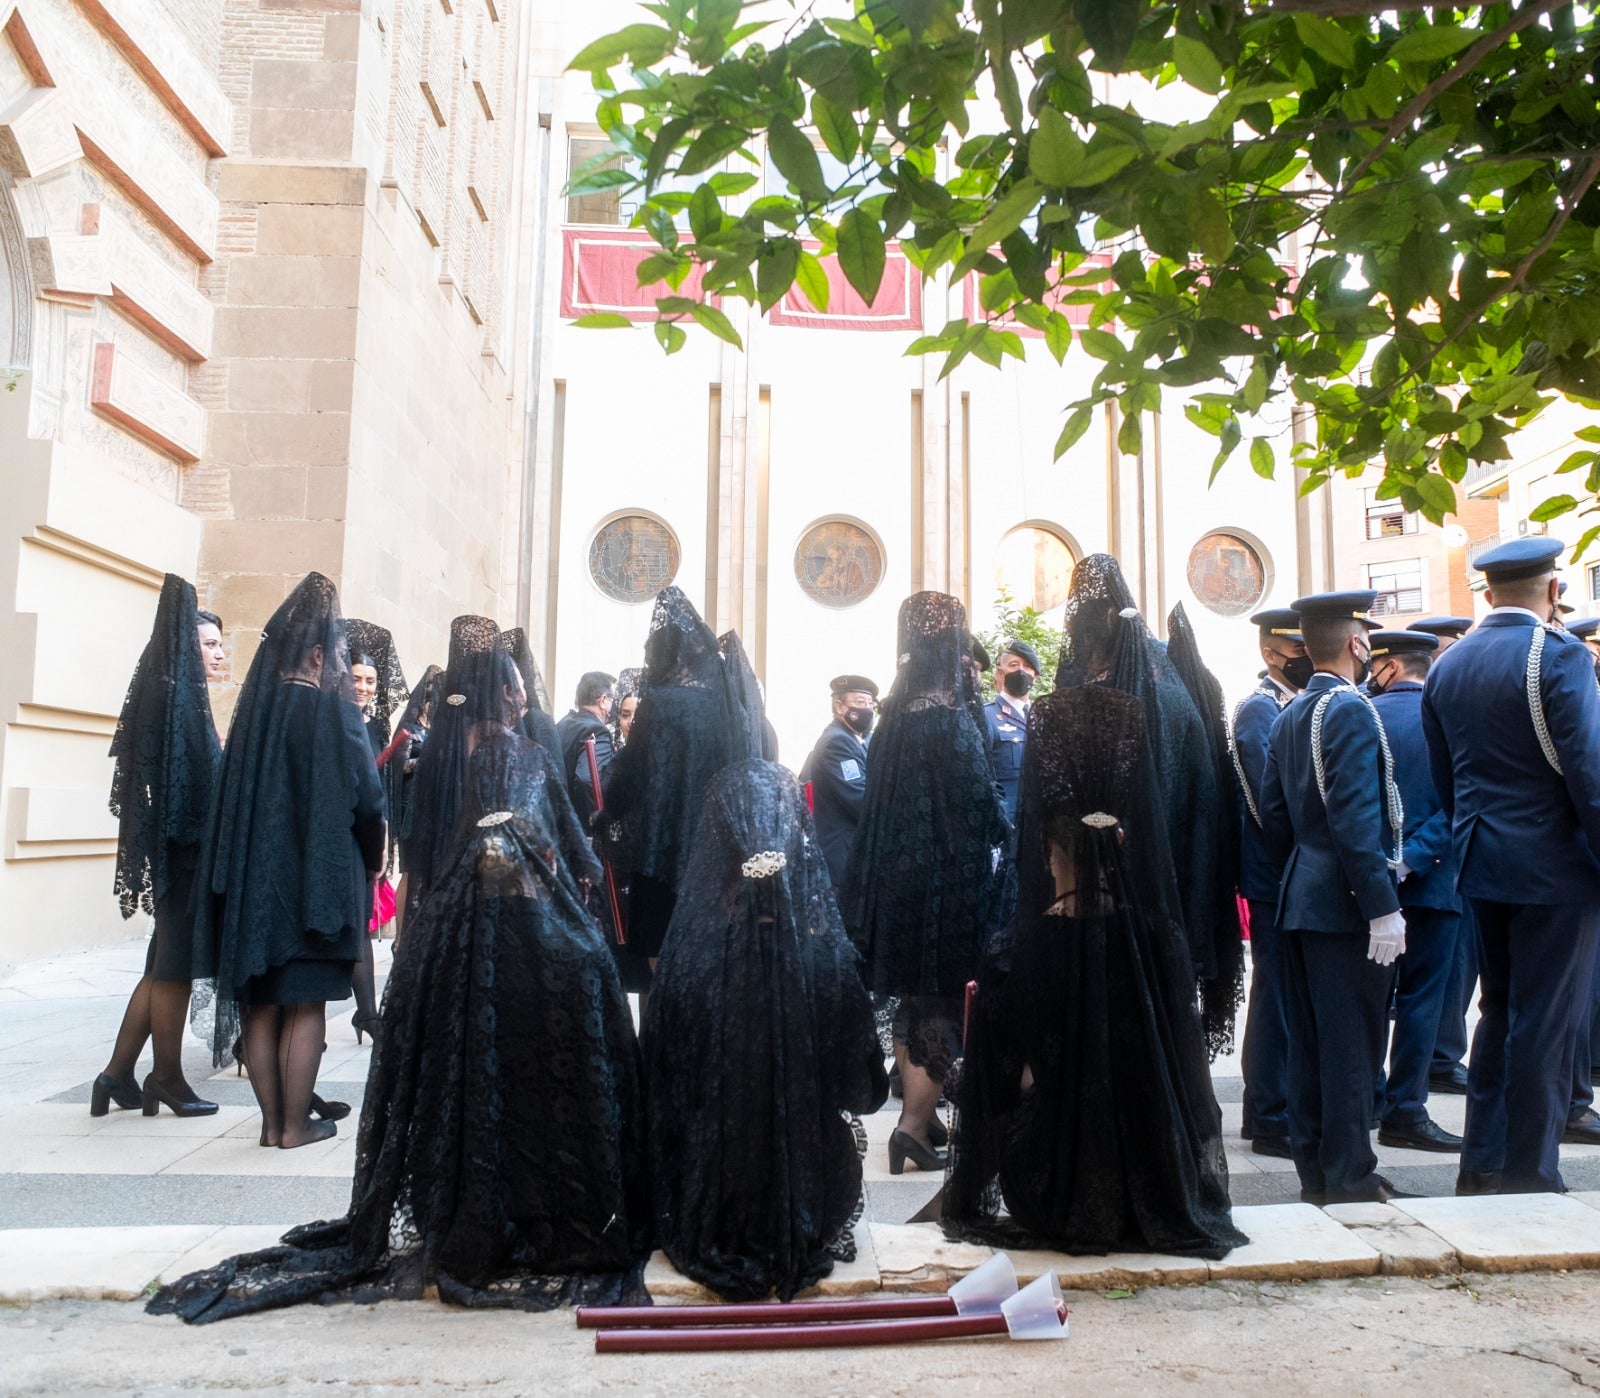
[{"xmin": 7, "ymin": 1193, "xmax": 1599, "ymax": 1306}]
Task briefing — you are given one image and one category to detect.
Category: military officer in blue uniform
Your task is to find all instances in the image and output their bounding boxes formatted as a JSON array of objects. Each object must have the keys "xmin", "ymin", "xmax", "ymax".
[
  {"xmin": 1232, "ymin": 607, "xmax": 1312, "ymax": 1159},
  {"xmin": 1421, "ymin": 537, "xmax": 1600, "ymax": 1194},
  {"xmin": 1408, "ymin": 617, "xmax": 1480, "ymax": 1094},
  {"xmin": 1570, "ymin": 615, "xmax": 1600, "ymax": 674},
  {"xmin": 1365, "ymin": 630, "xmax": 1464, "ymax": 1153},
  {"xmin": 983, "ymin": 640, "xmax": 1041, "ymax": 830},
  {"xmin": 798, "ymin": 674, "xmax": 877, "ymax": 889},
  {"xmin": 1562, "ymin": 614, "xmax": 1600, "ymax": 1146},
  {"xmin": 1258, "ymin": 591, "xmax": 1408, "ymax": 1204}
]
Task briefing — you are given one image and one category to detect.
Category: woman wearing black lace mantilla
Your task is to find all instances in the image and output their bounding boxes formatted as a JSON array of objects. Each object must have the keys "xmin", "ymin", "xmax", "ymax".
[
  {"xmin": 644, "ymin": 759, "xmax": 887, "ymax": 1301},
  {"xmin": 838, "ymin": 591, "xmax": 1008, "ymax": 1176},
  {"xmin": 189, "ymin": 573, "xmax": 386, "ymax": 1149},
  {"xmin": 944, "ymin": 684, "xmax": 1246, "ymax": 1259},
  {"xmin": 94, "ymin": 574, "xmax": 223, "ymax": 1120},
  {"xmin": 149, "ymin": 730, "xmax": 648, "ymax": 1323}
]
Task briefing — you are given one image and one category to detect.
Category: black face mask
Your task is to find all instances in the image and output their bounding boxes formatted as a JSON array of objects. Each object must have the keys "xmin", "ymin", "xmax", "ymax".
[
  {"xmin": 842, "ymin": 705, "xmax": 875, "ymax": 737},
  {"xmin": 1365, "ymin": 666, "xmax": 1390, "ymax": 697},
  {"xmin": 1280, "ymin": 655, "xmax": 1315, "ymax": 691},
  {"xmin": 1352, "ymin": 645, "xmax": 1372, "ymax": 688},
  {"xmin": 1002, "ymin": 669, "xmax": 1035, "ymax": 699}
]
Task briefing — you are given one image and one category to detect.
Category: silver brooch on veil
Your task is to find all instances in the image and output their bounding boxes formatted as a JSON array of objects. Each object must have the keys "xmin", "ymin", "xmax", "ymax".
[
  {"xmin": 445, "ymin": 693, "xmax": 466, "ymax": 706},
  {"xmin": 741, "ymin": 850, "xmax": 787, "ymax": 879},
  {"xmin": 1081, "ymin": 812, "xmax": 1120, "ymax": 829},
  {"xmin": 477, "ymin": 811, "xmax": 512, "ymax": 828},
  {"xmin": 1118, "ymin": 607, "xmax": 1140, "ymax": 620}
]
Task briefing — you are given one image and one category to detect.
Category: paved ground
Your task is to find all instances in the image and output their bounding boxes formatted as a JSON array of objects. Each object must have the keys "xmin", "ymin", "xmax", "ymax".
[{"xmin": 6, "ymin": 1271, "xmax": 1600, "ymax": 1395}]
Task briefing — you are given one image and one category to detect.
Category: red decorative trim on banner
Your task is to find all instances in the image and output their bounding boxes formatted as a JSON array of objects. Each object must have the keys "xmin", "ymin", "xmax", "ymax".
[
  {"xmin": 769, "ymin": 243, "xmax": 922, "ymax": 332},
  {"xmin": 962, "ymin": 254, "xmax": 1116, "ymax": 337},
  {"xmin": 561, "ymin": 227, "xmax": 706, "ymax": 322}
]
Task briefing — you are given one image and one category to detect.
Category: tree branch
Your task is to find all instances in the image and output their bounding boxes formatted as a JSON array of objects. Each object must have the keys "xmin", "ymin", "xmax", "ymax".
[{"xmin": 1341, "ymin": 0, "xmax": 1571, "ymax": 192}]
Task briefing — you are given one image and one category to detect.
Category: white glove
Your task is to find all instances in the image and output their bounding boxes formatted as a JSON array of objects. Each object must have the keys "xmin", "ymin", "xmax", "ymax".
[
  {"xmin": 1367, "ymin": 911, "xmax": 1407, "ymax": 967},
  {"xmin": 1395, "ymin": 859, "xmax": 1413, "ymax": 883}
]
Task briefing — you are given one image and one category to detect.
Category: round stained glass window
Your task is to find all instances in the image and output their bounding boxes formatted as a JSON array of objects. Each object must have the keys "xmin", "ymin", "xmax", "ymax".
[
  {"xmin": 589, "ymin": 514, "xmax": 681, "ymax": 604},
  {"xmin": 794, "ymin": 519, "xmax": 884, "ymax": 608},
  {"xmin": 994, "ymin": 525, "xmax": 1077, "ymax": 613},
  {"xmin": 1188, "ymin": 531, "xmax": 1267, "ymax": 616}
]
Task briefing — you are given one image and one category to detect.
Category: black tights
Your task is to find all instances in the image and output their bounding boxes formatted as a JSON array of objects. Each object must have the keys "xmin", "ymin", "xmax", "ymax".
[
  {"xmin": 353, "ymin": 935, "xmax": 378, "ymax": 1023},
  {"xmin": 243, "ymin": 1002, "xmax": 333, "ymax": 1148},
  {"xmin": 104, "ymin": 977, "xmax": 199, "ymax": 1101}
]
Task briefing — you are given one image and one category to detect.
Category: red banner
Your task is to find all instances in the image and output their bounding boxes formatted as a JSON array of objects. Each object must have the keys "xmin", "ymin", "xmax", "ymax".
[
  {"xmin": 769, "ymin": 243, "xmax": 922, "ymax": 332},
  {"xmin": 561, "ymin": 228, "xmax": 707, "ymax": 322}
]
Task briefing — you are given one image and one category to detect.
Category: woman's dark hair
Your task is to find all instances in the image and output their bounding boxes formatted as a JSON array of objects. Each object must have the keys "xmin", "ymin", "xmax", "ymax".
[{"xmin": 196, "ymin": 610, "xmax": 222, "ymax": 629}]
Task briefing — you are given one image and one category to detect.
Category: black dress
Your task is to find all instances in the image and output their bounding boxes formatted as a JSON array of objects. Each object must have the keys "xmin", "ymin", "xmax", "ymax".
[
  {"xmin": 148, "ymin": 731, "xmax": 649, "ymax": 1323},
  {"xmin": 109, "ymin": 573, "xmax": 221, "ymax": 983},
  {"xmin": 944, "ymin": 685, "xmax": 1247, "ymax": 1259},
  {"xmin": 190, "ymin": 574, "xmax": 386, "ymax": 1062},
  {"xmin": 645, "ymin": 760, "xmax": 887, "ymax": 1301},
  {"xmin": 838, "ymin": 592, "xmax": 1007, "ymax": 1078}
]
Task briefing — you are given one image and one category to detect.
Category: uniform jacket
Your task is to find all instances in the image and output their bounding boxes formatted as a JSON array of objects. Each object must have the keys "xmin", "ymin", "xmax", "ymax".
[
  {"xmin": 1368, "ymin": 680, "xmax": 1459, "ymax": 911},
  {"xmin": 1231, "ymin": 679, "xmax": 1293, "ymax": 903},
  {"xmin": 1259, "ymin": 672, "xmax": 1401, "ymax": 934},
  {"xmin": 1421, "ymin": 612, "xmax": 1600, "ymax": 905},
  {"xmin": 982, "ymin": 693, "xmax": 1029, "ymax": 827},
  {"xmin": 799, "ymin": 719, "xmax": 870, "ymax": 889}
]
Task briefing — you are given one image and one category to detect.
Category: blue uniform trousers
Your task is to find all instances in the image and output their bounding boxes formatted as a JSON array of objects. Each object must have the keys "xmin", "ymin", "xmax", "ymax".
[
  {"xmin": 1431, "ymin": 898, "xmax": 1479, "ymax": 1075},
  {"xmin": 1569, "ymin": 932, "xmax": 1600, "ymax": 1118},
  {"xmin": 1284, "ymin": 927, "xmax": 1395, "ymax": 1200},
  {"xmin": 1241, "ymin": 899, "xmax": 1290, "ymax": 1141},
  {"xmin": 1464, "ymin": 898, "xmax": 1600, "ymax": 1192},
  {"xmin": 1381, "ymin": 906, "xmax": 1461, "ymax": 1128}
]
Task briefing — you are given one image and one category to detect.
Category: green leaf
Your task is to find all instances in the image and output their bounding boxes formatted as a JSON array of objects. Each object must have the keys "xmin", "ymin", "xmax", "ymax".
[
  {"xmin": 1078, "ymin": 327, "xmax": 1122, "ymax": 361},
  {"xmin": 756, "ymin": 240, "xmax": 799, "ymax": 312},
  {"xmin": 1188, "ymin": 190, "xmax": 1233, "ymax": 260},
  {"xmin": 654, "ymin": 320, "xmax": 687, "ymax": 354},
  {"xmin": 1065, "ymin": 146, "xmax": 1137, "ymax": 188},
  {"xmin": 1416, "ymin": 473, "xmax": 1457, "ymax": 520},
  {"xmin": 1529, "ymin": 494, "xmax": 1577, "ymax": 523},
  {"xmin": 1570, "ymin": 524, "xmax": 1600, "ymax": 563},
  {"xmin": 1053, "ymin": 404, "xmax": 1095, "ymax": 459},
  {"xmin": 689, "ymin": 300, "xmax": 743, "ymax": 349},
  {"xmin": 966, "ymin": 176, "xmax": 1044, "ymax": 259},
  {"xmin": 688, "ymin": 183, "xmax": 721, "ymax": 240},
  {"xmin": 1044, "ymin": 312, "xmax": 1072, "ymax": 365},
  {"xmin": 1173, "ymin": 35, "xmax": 1223, "ymax": 95},
  {"xmin": 812, "ymin": 94, "xmax": 859, "ymax": 164},
  {"xmin": 837, "ymin": 208, "xmax": 887, "ymax": 304},
  {"xmin": 1027, "ymin": 107, "xmax": 1083, "ymax": 188},
  {"xmin": 567, "ymin": 23, "xmax": 675, "ymax": 73},
  {"xmin": 571, "ymin": 312, "xmax": 633, "ymax": 329},
  {"xmin": 1249, "ymin": 437, "xmax": 1274, "ymax": 479},
  {"xmin": 679, "ymin": 125, "xmax": 751, "ymax": 177},
  {"xmin": 708, "ymin": 171, "xmax": 758, "ymax": 197},
  {"xmin": 795, "ymin": 250, "xmax": 830, "ymax": 313},
  {"xmin": 1293, "ymin": 14, "xmax": 1356, "ymax": 68},
  {"xmin": 768, "ymin": 120, "xmax": 828, "ymax": 201},
  {"xmin": 1118, "ymin": 408, "xmax": 1142, "ymax": 455},
  {"xmin": 1103, "ymin": 1289, "xmax": 1135, "ymax": 1300},
  {"xmin": 1388, "ymin": 24, "xmax": 1479, "ymax": 64}
]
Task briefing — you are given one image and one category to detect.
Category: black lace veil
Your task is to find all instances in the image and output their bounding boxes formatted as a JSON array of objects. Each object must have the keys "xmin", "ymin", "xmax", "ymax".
[
  {"xmin": 109, "ymin": 574, "xmax": 221, "ymax": 919},
  {"xmin": 501, "ymin": 626, "xmax": 550, "ymax": 716},
  {"xmin": 344, "ymin": 618, "xmax": 408, "ymax": 731},
  {"xmin": 613, "ymin": 666, "xmax": 645, "ymax": 745},
  {"xmin": 148, "ymin": 730, "xmax": 648, "ymax": 1324},
  {"xmin": 404, "ymin": 617, "xmax": 518, "ymax": 912},
  {"xmin": 1165, "ymin": 602, "xmax": 1246, "ymax": 1053},
  {"xmin": 944, "ymin": 685, "xmax": 1245, "ymax": 1259},
  {"xmin": 644, "ymin": 759, "xmax": 887, "ymax": 1300},
  {"xmin": 1054, "ymin": 555, "xmax": 1232, "ymax": 1053},
  {"xmin": 718, "ymin": 628, "xmax": 776, "ymax": 761},
  {"xmin": 190, "ymin": 572, "xmax": 365, "ymax": 1061}
]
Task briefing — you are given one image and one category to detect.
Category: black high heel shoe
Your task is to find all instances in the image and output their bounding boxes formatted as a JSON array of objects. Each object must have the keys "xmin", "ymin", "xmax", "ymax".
[
  {"xmin": 926, "ymin": 1113, "xmax": 948, "ymax": 1149},
  {"xmin": 141, "ymin": 1074, "xmax": 219, "ymax": 1118},
  {"xmin": 310, "ymin": 1094, "xmax": 350, "ymax": 1122},
  {"xmin": 352, "ymin": 1012, "xmax": 380, "ymax": 1046},
  {"xmin": 90, "ymin": 1072, "xmax": 142, "ymax": 1117},
  {"xmin": 231, "ymin": 1035, "xmax": 245, "ymax": 1077},
  {"xmin": 888, "ymin": 1128, "xmax": 947, "ymax": 1176}
]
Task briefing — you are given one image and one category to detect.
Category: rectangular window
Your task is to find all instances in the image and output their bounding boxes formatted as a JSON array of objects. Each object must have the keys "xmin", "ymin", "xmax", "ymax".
[
  {"xmin": 565, "ymin": 137, "xmax": 637, "ymax": 225},
  {"xmin": 1590, "ymin": 562, "xmax": 1600, "ymax": 602},
  {"xmin": 1363, "ymin": 487, "xmax": 1418, "ymax": 541},
  {"xmin": 1368, "ymin": 559, "xmax": 1424, "ymax": 616}
]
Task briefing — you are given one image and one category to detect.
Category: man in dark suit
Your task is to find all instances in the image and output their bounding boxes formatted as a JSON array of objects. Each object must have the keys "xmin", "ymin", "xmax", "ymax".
[
  {"xmin": 799, "ymin": 675, "xmax": 876, "ymax": 889},
  {"xmin": 1422, "ymin": 537, "xmax": 1600, "ymax": 1194},
  {"xmin": 1409, "ymin": 617, "xmax": 1479, "ymax": 1095},
  {"xmin": 1366, "ymin": 631, "xmax": 1463, "ymax": 1153},
  {"xmin": 1232, "ymin": 607, "xmax": 1311, "ymax": 1160},
  {"xmin": 983, "ymin": 640, "xmax": 1040, "ymax": 831},
  {"xmin": 555, "ymin": 670, "xmax": 616, "ymax": 826},
  {"xmin": 1259, "ymin": 591, "xmax": 1406, "ymax": 1204}
]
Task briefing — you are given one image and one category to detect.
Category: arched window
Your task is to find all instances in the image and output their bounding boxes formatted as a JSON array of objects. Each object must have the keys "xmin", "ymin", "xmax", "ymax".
[
  {"xmin": 993, "ymin": 523, "xmax": 1078, "ymax": 612},
  {"xmin": 1187, "ymin": 531, "xmax": 1269, "ymax": 616},
  {"xmin": 794, "ymin": 518, "xmax": 885, "ymax": 608},
  {"xmin": 588, "ymin": 513, "xmax": 681, "ymax": 603}
]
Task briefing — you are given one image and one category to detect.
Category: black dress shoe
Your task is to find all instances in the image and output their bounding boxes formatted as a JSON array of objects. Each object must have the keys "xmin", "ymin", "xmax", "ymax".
[
  {"xmin": 1456, "ymin": 1169, "xmax": 1501, "ymax": 1196},
  {"xmin": 1327, "ymin": 1174, "xmax": 1416, "ymax": 1205},
  {"xmin": 140, "ymin": 1075, "xmax": 218, "ymax": 1118},
  {"xmin": 89, "ymin": 1072, "xmax": 143, "ymax": 1117},
  {"xmin": 1251, "ymin": 1135, "xmax": 1294, "ymax": 1159},
  {"xmin": 1378, "ymin": 1118, "xmax": 1463, "ymax": 1153},
  {"xmin": 1299, "ymin": 1186, "xmax": 1326, "ymax": 1205},
  {"xmin": 1563, "ymin": 1109, "xmax": 1600, "ymax": 1145},
  {"xmin": 1428, "ymin": 1065, "xmax": 1469, "ymax": 1094}
]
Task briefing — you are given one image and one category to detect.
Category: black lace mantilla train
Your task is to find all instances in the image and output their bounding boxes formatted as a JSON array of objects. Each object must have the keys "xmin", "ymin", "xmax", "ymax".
[{"xmin": 149, "ymin": 732, "xmax": 649, "ymax": 1323}]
